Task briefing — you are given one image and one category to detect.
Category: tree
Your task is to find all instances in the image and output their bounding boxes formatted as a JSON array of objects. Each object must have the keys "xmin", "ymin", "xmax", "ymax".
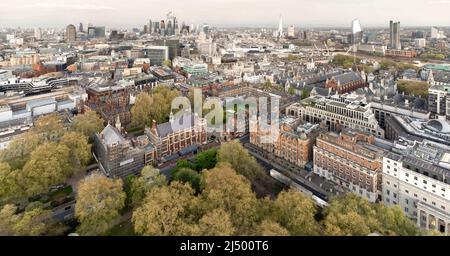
[
  {"xmin": 32, "ymin": 114, "xmax": 64, "ymax": 141},
  {"xmin": 200, "ymin": 163, "xmax": 259, "ymax": 234},
  {"xmin": 0, "ymin": 132, "xmax": 41, "ymax": 170},
  {"xmin": 0, "ymin": 204, "xmax": 18, "ymax": 235},
  {"xmin": 256, "ymin": 220, "xmax": 290, "ymax": 236},
  {"xmin": 60, "ymin": 132, "xmax": 91, "ymax": 170},
  {"xmin": 13, "ymin": 207, "xmax": 66, "ymax": 236},
  {"xmin": 132, "ymin": 182, "xmax": 197, "ymax": 236},
  {"xmin": 0, "ymin": 204, "xmax": 65, "ymax": 236},
  {"xmin": 75, "ymin": 172, "xmax": 125, "ymax": 235},
  {"xmin": 0, "ymin": 162, "xmax": 23, "ymax": 202},
  {"xmin": 129, "ymin": 166, "xmax": 167, "ymax": 207},
  {"xmin": 322, "ymin": 194, "xmax": 378, "ymax": 236},
  {"xmin": 196, "ymin": 208, "xmax": 235, "ymax": 236},
  {"xmin": 163, "ymin": 59, "xmax": 172, "ymax": 68},
  {"xmin": 374, "ymin": 204, "xmax": 419, "ymax": 236},
  {"xmin": 72, "ymin": 110, "xmax": 104, "ymax": 139},
  {"xmin": 173, "ymin": 168, "xmax": 202, "ymax": 193},
  {"xmin": 131, "ymin": 92, "xmax": 154, "ymax": 128},
  {"xmin": 301, "ymin": 88, "xmax": 310, "ymax": 99},
  {"xmin": 321, "ymin": 193, "xmax": 419, "ymax": 236},
  {"xmin": 288, "ymin": 87, "xmax": 295, "ymax": 95},
  {"xmin": 272, "ymin": 190, "xmax": 319, "ymax": 235},
  {"xmin": 21, "ymin": 143, "xmax": 72, "ymax": 197},
  {"xmin": 263, "ymin": 80, "xmax": 272, "ymax": 89},
  {"xmin": 217, "ymin": 141, "xmax": 266, "ymax": 183},
  {"xmin": 195, "ymin": 148, "xmax": 218, "ymax": 171}
]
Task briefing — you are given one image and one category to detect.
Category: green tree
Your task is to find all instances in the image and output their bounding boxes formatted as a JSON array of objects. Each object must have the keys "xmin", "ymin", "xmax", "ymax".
[
  {"xmin": 21, "ymin": 143, "xmax": 72, "ymax": 197},
  {"xmin": 131, "ymin": 92, "xmax": 154, "ymax": 128},
  {"xmin": 60, "ymin": 132, "xmax": 91, "ymax": 170},
  {"xmin": 288, "ymin": 87, "xmax": 295, "ymax": 95},
  {"xmin": 0, "ymin": 204, "xmax": 18, "ymax": 235},
  {"xmin": 194, "ymin": 148, "xmax": 218, "ymax": 171},
  {"xmin": 75, "ymin": 172, "xmax": 125, "ymax": 235},
  {"xmin": 173, "ymin": 168, "xmax": 202, "ymax": 193},
  {"xmin": 163, "ymin": 59, "xmax": 172, "ymax": 68},
  {"xmin": 129, "ymin": 166, "xmax": 167, "ymax": 207},
  {"xmin": 0, "ymin": 162, "xmax": 23, "ymax": 202},
  {"xmin": 200, "ymin": 163, "xmax": 259, "ymax": 234},
  {"xmin": 374, "ymin": 204, "xmax": 420, "ymax": 236},
  {"xmin": 0, "ymin": 132, "xmax": 41, "ymax": 169},
  {"xmin": 32, "ymin": 113, "xmax": 65, "ymax": 141},
  {"xmin": 72, "ymin": 110, "xmax": 104, "ymax": 139},
  {"xmin": 301, "ymin": 88, "xmax": 310, "ymax": 99},
  {"xmin": 132, "ymin": 182, "xmax": 197, "ymax": 236},
  {"xmin": 272, "ymin": 190, "xmax": 319, "ymax": 235},
  {"xmin": 217, "ymin": 141, "xmax": 266, "ymax": 183},
  {"xmin": 256, "ymin": 220, "xmax": 290, "ymax": 236},
  {"xmin": 13, "ymin": 207, "xmax": 66, "ymax": 236},
  {"xmin": 196, "ymin": 208, "xmax": 235, "ymax": 236}
]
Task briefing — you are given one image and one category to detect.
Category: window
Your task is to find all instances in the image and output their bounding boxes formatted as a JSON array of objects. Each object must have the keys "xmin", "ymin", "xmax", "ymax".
[
  {"xmin": 414, "ymin": 193, "xmax": 418, "ymax": 198},
  {"xmin": 423, "ymin": 180, "xmax": 427, "ymax": 184},
  {"xmin": 414, "ymin": 176, "xmax": 418, "ymax": 181},
  {"xmin": 386, "ymin": 190, "xmax": 390, "ymax": 195},
  {"xmin": 423, "ymin": 198, "xmax": 427, "ymax": 202},
  {"xmin": 404, "ymin": 207, "xmax": 409, "ymax": 212},
  {"xmin": 405, "ymin": 199, "xmax": 409, "ymax": 204},
  {"xmin": 405, "ymin": 190, "xmax": 409, "ymax": 194},
  {"xmin": 442, "ymin": 206, "xmax": 446, "ymax": 210},
  {"xmin": 405, "ymin": 173, "xmax": 409, "ymax": 177},
  {"xmin": 432, "ymin": 202, "xmax": 436, "ymax": 206},
  {"xmin": 393, "ymin": 193, "xmax": 397, "ymax": 198}
]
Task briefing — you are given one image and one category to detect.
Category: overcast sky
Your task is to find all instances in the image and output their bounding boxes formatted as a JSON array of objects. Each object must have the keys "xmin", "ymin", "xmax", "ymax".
[{"xmin": 1, "ymin": 0, "xmax": 450, "ymax": 29}]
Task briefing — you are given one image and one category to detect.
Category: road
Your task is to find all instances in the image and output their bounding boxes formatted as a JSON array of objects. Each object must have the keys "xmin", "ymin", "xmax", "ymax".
[{"xmin": 241, "ymin": 138, "xmax": 345, "ymax": 200}]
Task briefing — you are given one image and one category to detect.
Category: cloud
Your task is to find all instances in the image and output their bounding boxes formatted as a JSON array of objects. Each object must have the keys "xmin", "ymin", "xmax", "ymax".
[{"xmin": 15, "ymin": 3, "xmax": 114, "ymax": 11}]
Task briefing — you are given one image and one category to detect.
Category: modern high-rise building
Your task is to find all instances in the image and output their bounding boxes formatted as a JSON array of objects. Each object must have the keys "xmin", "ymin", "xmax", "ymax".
[
  {"xmin": 148, "ymin": 19, "xmax": 153, "ymax": 34},
  {"xmin": 144, "ymin": 46, "xmax": 169, "ymax": 66},
  {"xmin": 79, "ymin": 22, "xmax": 83, "ymax": 32},
  {"xmin": 34, "ymin": 28, "xmax": 42, "ymax": 40},
  {"xmin": 65, "ymin": 24, "xmax": 76, "ymax": 42},
  {"xmin": 287, "ymin": 25, "xmax": 295, "ymax": 37},
  {"xmin": 389, "ymin": 20, "xmax": 401, "ymax": 50},
  {"xmin": 87, "ymin": 26, "xmax": 106, "ymax": 39},
  {"xmin": 277, "ymin": 14, "xmax": 283, "ymax": 38}
]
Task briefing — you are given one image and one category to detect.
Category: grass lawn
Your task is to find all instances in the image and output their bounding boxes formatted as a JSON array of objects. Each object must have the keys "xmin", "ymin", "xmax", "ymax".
[{"xmin": 108, "ymin": 220, "xmax": 135, "ymax": 236}]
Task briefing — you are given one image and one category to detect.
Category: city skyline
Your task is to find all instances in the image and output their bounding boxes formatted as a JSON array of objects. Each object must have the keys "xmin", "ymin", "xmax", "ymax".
[{"xmin": 2, "ymin": 0, "xmax": 450, "ymax": 28}]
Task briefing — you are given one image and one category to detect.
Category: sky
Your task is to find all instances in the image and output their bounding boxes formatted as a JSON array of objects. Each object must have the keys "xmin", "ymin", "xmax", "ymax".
[{"xmin": 1, "ymin": 0, "xmax": 450, "ymax": 29}]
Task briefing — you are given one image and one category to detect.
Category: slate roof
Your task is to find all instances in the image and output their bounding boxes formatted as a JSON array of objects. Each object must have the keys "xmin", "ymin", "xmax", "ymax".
[
  {"xmin": 331, "ymin": 72, "xmax": 363, "ymax": 85},
  {"xmin": 156, "ymin": 113, "xmax": 196, "ymax": 138},
  {"xmin": 100, "ymin": 124, "xmax": 125, "ymax": 145}
]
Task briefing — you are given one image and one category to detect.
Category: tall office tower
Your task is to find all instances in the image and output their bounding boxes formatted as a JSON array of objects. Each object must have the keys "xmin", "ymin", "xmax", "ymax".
[
  {"xmin": 389, "ymin": 20, "xmax": 401, "ymax": 50},
  {"xmin": 79, "ymin": 22, "xmax": 83, "ymax": 32},
  {"xmin": 34, "ymin": 28, "xmax": 42, "ymax": 40},
  {"xmin": 277, "ymin": 14, "xmax": 283, "ymax": 38},
  {"xmin": 174, "ymin": 17, "xmax": 179, "ymax": 35},
  {"xmin": 160, "ymin": 20, "xmax": 165, "ymax": 35},
  {"xmin": 65, "ymin": 24, "xmax": 77, "ymax": 42},
  {"xmin": 287, "ymin": 25, "xmax": 295, "ymax": 37},
  {"xmin": 144, "ymin": 25, "xmax": 149, "ymax": 34},
  {"xmin": 167, "ymin": 20, "xmax": 173, "ymax": 36},
  {"xmin": 153, "ymin": 21, "xmax": 160, "ymax": 34},
  {"xmin": 149, "ymin": 19, "xmax": 153, "ymax": 34}
]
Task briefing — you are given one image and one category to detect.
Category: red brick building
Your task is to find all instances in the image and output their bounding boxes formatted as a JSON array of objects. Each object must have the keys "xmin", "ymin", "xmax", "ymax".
[
  {"xmin": 325, "ymin": 72, "xmax": 366, "ymax": 94},
  {"xmin": 313, "ymin": 129, "xmax": 385, "ymax": 202}
]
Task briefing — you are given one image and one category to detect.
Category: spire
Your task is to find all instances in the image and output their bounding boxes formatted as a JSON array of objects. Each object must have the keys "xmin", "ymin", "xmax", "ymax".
[{"xmin": 115, "ymin": 115, "xmax": 121, "ymax": 131}]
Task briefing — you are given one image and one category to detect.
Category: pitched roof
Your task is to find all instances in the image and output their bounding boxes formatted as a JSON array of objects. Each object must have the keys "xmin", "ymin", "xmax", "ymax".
[
  {"xmin": 332, "ymin": 72, "xmax": 363, "ymax": 85},
  {"xmin": 100, "ymin": 124, "xmax": 125, "ymax": 145},
  {"xmin": 156, "ymin": 113, "xmax": 196, "ymax": 138}
]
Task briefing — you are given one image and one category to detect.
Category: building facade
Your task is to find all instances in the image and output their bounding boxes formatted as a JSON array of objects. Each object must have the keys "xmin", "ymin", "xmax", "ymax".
[
  {"xmin": 286, "ymin": 94, "xmax": 385, "ymax": 138},
  {"xmin": 382, "ymin": 140, "xmax": 450, "ymax": 234}
]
